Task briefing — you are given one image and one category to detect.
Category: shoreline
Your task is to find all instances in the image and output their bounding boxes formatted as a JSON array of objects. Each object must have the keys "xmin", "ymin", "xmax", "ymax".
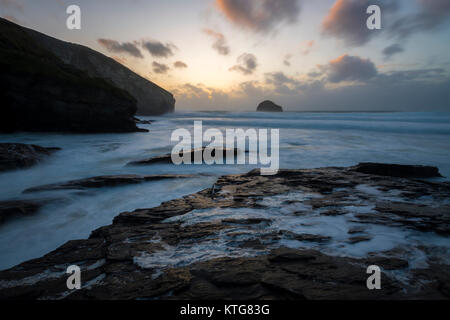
[{"xmin": 0, "ymin": 163, "xmax": 449, "ymax": 300}]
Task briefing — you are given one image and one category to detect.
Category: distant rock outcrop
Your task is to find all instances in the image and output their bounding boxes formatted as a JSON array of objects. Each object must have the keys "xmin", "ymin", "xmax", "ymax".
[
  {"xmin": 0, "ymin": 18, "xmax": 143, "ymax": 133},
  {"xmin": 257, "ymin": 100, "xmax": 283, "ymax": 112},
  {"xmin": 24, "ymin": 22, "xmax": 175, "ymax": 116}
]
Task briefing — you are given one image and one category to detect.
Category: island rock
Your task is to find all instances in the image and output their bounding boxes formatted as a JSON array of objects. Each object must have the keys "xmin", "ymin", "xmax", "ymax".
[{"xmin": 257, "ymin": 100, "xmax": 283, "ymax": 112}]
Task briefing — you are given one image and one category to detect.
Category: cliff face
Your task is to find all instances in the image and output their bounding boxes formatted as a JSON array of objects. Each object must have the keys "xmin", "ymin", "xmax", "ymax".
[
  {"xmin": 25, "ymin": 27, "xmax": 175, "ymax": 116},
  {"xmin": 0, "ymin": 18, "xmax": 142, "ymax": 133}
]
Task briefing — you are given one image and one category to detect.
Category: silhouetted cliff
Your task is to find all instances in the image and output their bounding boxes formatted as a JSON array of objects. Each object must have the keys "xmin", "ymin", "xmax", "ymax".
[
  {"xmin": 0, "ymin": 18, "xmax": 142, "ymax": 133},
  {"xmin": 25, "ymin": 23, "xmax": 175, "ymax": 115}
]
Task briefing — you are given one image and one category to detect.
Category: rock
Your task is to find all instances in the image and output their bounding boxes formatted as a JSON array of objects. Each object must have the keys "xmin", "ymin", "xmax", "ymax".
[
  {"xmin": 0, "ymin": 18, "xmax": 145, "ymax": 133},
  {"xmin": 24, "ymin": 21, "xmax": 175, "ymax": 116},
  {"xmin": 1, "ymin": 164, "xmax": 449, "ymax": 300},
  {"xmin": 222, "ymin": 218, "xmax": 271, "ymax": 225},
  {"xmin": 348, "ymin": 226, "xmax": 366, "ymax": 234},
  {"xmin": 347, "ymin": 235, "xmax": 372, "ymax": 244},
  {"xmin": 256, "ymin": 100, "xmax": 283, "ymax": 112},
  {"xmin": 134, "ymin": 118, "xmax": 153, "ymax": 125},
  {"xmin": 351, "ymin": 162, "xmax": 442, "ymax": 178},
  {"xmin": 0, "ymin": 199, "xmax": 51, "ymax": 225},
  {"xmin": 280, "ymin": 231, "xmax": 331, "ymax": 243},
  {"xmin": 0, "ymin": 143, "xmax": 60, "ymax": 172},
  {"xmin": 23, "ymin": 174, "xmax": 195, "ymax": 193},
  {"xmin": 127, "ymin": 147, "xmax": 242, "ymax": 166},
  {"xmin": 366, "ymin": 257, "xmax": 409, "ymax": 270}
]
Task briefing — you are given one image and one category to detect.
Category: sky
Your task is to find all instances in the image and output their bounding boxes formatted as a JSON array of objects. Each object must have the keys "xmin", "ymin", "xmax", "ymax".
[{"xmin": 1, "ymin": 0, "xmax": 450, "ymax": 112}]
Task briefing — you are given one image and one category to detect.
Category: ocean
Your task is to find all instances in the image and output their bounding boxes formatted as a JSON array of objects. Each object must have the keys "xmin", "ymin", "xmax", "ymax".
[{"xmin": 1, "ymin": 111, "xmax": 449, "ymax": 270}]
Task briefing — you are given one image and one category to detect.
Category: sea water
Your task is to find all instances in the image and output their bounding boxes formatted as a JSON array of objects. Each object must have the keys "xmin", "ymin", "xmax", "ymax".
[{"xmin": 0, "ymin": 111, "xmax": 449, "ymax": 270}]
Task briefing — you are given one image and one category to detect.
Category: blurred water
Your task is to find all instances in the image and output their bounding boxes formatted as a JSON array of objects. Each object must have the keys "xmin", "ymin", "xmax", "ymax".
[{"xmin": 0, "ymin": 111, "xmax": 449, "ymax": 270}]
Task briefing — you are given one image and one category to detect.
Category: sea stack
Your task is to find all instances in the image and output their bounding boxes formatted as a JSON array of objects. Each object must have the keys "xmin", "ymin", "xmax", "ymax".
[{"xmin": 257, "ymin": 100, "xmax": 283, "ymax": 112}]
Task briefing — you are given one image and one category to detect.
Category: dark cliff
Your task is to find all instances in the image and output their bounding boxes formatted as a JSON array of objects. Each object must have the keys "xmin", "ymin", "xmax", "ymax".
[
  {"xmin": 24, "ymin": 24, "xmax": 175, "ymax": 115},
  {"xmin": 0, "ymin": 18, "xmax": 142, "ymax": 133}
]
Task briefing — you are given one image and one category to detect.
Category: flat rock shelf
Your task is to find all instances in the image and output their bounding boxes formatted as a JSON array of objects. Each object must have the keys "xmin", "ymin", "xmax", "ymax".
[{"xmin": 0, "ymin": 164, "xmax": 449, "ymax": 300}]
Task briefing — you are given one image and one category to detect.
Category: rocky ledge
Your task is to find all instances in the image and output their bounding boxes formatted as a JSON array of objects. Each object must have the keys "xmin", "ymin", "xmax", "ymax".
[
  {"xmin": 0, "ymin": 163, "xmax": 449, "ymax": 300},
  {"xmin": 0, "ymin": 143, "xmax": 60, "ymax": 172}
]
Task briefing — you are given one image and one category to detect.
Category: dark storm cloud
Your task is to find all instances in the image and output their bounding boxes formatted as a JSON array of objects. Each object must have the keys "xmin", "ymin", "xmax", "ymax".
[
  {"xmin": 382, "ymin": 43, "xmax": 404, "ymax": 60},
  {"xmin": 229, "ymin": 53, "xmax": 258, "ymax": 75},
  {"xmin": 142, "ymin": 40, "xmax": 176, "ymax": 58},
  {"xmin": 322, "ymin": 0, "xmax": 397, "ymax": 46},
  {"xmin": 174, "ymin": 61, "xmax": 188, "ymax": 69},
  {"xmin": 390, "ymin": 0, "xmax": 450, "ymax": 39},
  {"xmin": 152, "ymin": 61, "xmax": 170, "ymax": 74},
  {"xmin": 215, "ymin": 0, "xmax": 301, "ymax": 33},
  {"xmin": 97, "ymin": 39, "xmax": 143, "ymax": 58},
  {"xmin": 326, "ymin": 55, "xmax": 378, "ymax": 83}
]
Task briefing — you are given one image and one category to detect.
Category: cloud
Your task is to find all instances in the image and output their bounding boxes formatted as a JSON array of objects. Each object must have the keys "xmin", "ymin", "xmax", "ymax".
[
  {"xmin": 152, "ymin": 61, "xmax": 170, "ymax": 74},
  {"xmin": 173, "ymin": 66, "xmax": 450, "ymax": 112},
  {"xmin": 322, "ymin": 0, "xmax": 397, "ymax": 46},
  {"xmin": 382, "ymin": 43, "xmax": 404, "ymax": 60},
  {"xmin": 301, "ymin": 40, "xmax": 315, "ymax": 55},
  {"xmin": 97, "ymin": 39, "xmax": 143, "ymax": 58},
  {"xmin": 215, "ymin": 0, "xmax": 301, "ymax": 33},
  {"xmin": 173, "ymin": 83, "xmax": 231, "ymax": 109},
  {"xmin": 390, "ymin": 0, "xmax": 450, "ymax": 39},
  {"xmin": 142, "ymin": 40, "xmax": 176, "ymax": 58},
  {"xmin": 203, "ymin": 28, "xmax": 230, "ymax": 55},
  {"xmin": 283, "ymin": 54, "xmax": 292, "ymax": 66},
  {"xmin": 325, "ymin": 54, "xmax": 378, "ymax": 83},
  {"xmin": 174, "ymin": 61, "xmax": 188, "ymax": 69},
  {"xmin": 265, "ymin": 72, "xmax": 302, "ymax": 94},
  {"xmin": 0, "ymin": 0, "xmax": 24, "ymax": 12},
  {"xmin": 229, "ymin": 53, "xmax": 258, "ymax": 75},
  {"xmin": 238, "ymin": 81, "xmax": 266, "ymax": 97},
  {"xmin": 377, "ymin": 68, "xmax": 446, "ymax": 83}
]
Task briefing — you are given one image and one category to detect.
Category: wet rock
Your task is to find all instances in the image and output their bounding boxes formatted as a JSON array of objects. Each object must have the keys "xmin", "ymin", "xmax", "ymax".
[
  {"xmin": 23, "ymin": 174, "xmax": 194, "ymax": 193},
  {"xmin": 351, "ymin": 163, "xmax": 442, "ymax": 178},
  {"xmin": 348, "ymin": 226, "xmax": 367, "ymax": 234},
  {"xmin": 134, "ymin": 118, "xmax": 153, "ymax": 125},
  {"xmin": 126, "ymin": 147, "xmax": 242, "ymax": 166},
  {"xmin": 1, "ymin": 164, "xmax": 449, "ymax": 300},
  {"xmin": 0, "ymin": 143, "xmax": 60, "ymax": 172},
  {"xmin": 347, "ymin": 235, "xmax": 372, "ymax": 244},
  {"xmin": 365, "ymin": 257, "xmax": 409, "ymax": 270},
  {"xmin": 0, "ymin": 199, "xmax": 54, "ymax": 225},
  {"xmin": 222, "ymin": 218, "xmax": 271, "ymax": 225},
  {"xmin": 280, "ymin": 231, "xmax": 331, "ymax": 243}
]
